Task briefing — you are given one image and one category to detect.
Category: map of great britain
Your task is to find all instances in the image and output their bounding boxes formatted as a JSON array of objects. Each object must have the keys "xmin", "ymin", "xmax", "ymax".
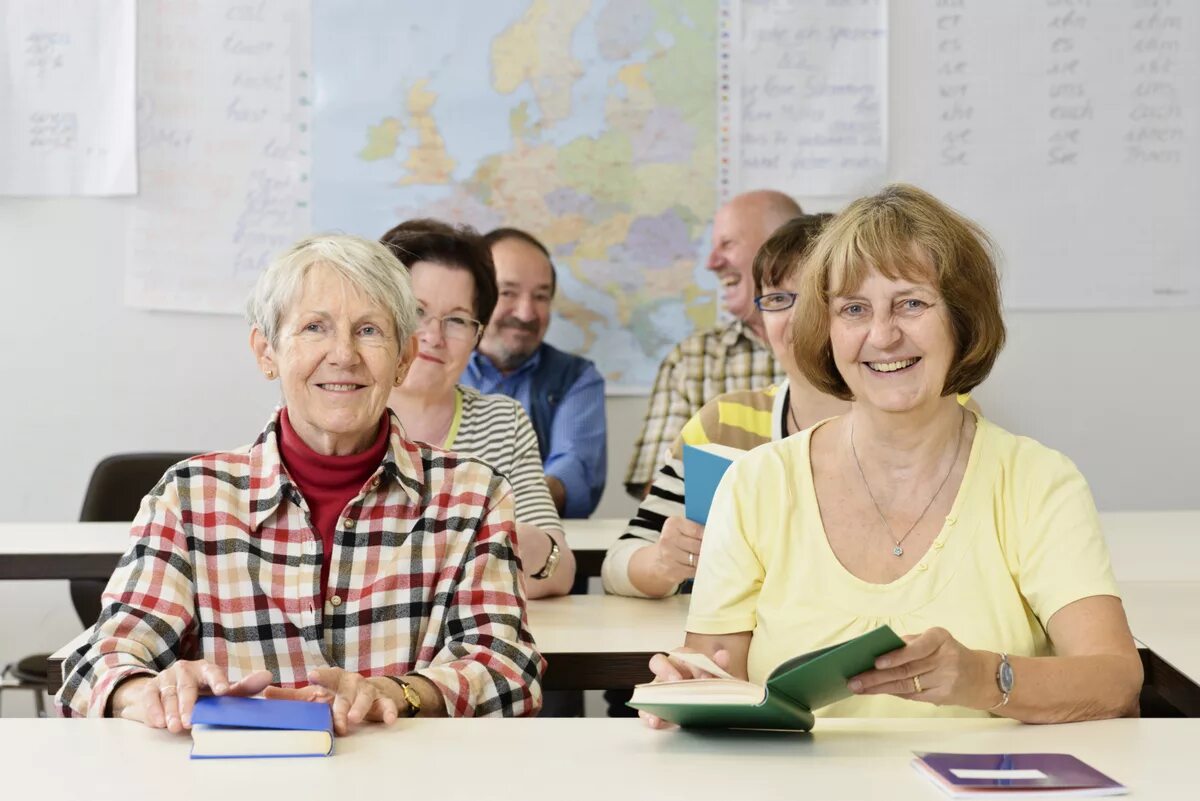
[{"xmin": 313, "ymin": 0, "xmax": 718, "ymax": 390}]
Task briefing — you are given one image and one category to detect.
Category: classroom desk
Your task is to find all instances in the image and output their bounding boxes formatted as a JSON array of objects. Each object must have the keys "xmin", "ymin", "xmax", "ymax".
[
  {"xmin": 1120, "ymin": 581, "xmax": 1200, "ymax": 717},
  {"xmin": 0, "ymin": 518, "xmax": 628, "ymax": 581},
  {"xmin": 44, "ymin": 594, "xmax": 692, "ymax": 696},
  {"xmin": 3, "ymin": 717, "xmax": 1196, "ymax": 800},
  {"xmin": 4, "ymin": 511, "xmax": 1195, "ymax": 583}
]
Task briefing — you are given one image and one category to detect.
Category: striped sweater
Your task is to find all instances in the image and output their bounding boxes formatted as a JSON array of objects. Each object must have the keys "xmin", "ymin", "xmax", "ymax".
[{"xmin": 446, "ymin": 385, "xmax": 563, "ymax": 535}]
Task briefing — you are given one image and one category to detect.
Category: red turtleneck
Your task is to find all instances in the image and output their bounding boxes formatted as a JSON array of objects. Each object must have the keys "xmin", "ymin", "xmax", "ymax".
[{"xmin": 278, "ymin": 409, "xmax": 390, "ymax": 596}]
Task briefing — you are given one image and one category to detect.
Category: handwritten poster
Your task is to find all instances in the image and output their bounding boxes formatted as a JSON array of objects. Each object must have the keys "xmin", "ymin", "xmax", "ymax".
[
  {"xmin": 0, "ymin": 0, "xmax": 136, "ymax": 196},
  {"xmin": 722, "ymin": 0, "xmax": 888, "ymax": 199},
  {"xmin": 124, "ymin": 0, "xmax": 311, "ymax": 313},
  {"xmin": 891, "ymin": 0, "xmax": 1199, "ymax": 309}
]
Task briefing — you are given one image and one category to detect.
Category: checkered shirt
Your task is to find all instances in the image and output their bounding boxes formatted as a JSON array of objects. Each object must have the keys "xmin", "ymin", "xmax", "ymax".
[
  {"xmin": 55, "ymin": 409, "xmax": 545, "ymax": 718},
  {"xmin": 624, "ymin": 319, "xmax": 783, "ymax": 493}
]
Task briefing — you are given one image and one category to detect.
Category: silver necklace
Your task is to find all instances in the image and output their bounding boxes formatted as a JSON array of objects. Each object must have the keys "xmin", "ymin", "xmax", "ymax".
[{"xmin": 849, "ymin": 408, "xmax": 966, "ymax": 557}]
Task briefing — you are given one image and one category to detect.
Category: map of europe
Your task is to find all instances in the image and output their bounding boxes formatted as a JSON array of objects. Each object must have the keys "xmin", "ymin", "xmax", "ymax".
[{"xmin": 313, "ymin": 0, "xmax": 718, "ymax": 390}]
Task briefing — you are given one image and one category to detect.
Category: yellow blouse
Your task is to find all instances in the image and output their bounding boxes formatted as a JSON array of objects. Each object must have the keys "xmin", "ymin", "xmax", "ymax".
[{"xmin": 686, "ymin": 413, "xmax": 1120, "ymax": 717}]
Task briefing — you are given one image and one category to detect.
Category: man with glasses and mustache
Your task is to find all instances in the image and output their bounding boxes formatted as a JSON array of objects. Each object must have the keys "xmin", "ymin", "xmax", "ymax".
[{"xmin": 460, "ymin": 228, "xmax": 607, "ymax": 519}]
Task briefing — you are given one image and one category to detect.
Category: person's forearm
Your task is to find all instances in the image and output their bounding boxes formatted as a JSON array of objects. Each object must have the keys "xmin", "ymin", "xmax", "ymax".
[
  {"xmin": 979, "ymin": 651, "xmax": 1142, "ymax": 724},
  {"xmin": 627, "ymin": 543, "xmax": 681, "ymax": 598},
  {"xmin": 524, "ymin": 528, "xmax": 576, "ymax": 599}
]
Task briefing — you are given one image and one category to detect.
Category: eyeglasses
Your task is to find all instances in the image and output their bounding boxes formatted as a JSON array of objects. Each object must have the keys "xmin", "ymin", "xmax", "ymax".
[
  {"xmin": 415, "ymin": 308, "xmax": 483, "ymax": 342},
  {"xmin": 754, "ymin": 291, "xmax": 798, "ymax": 312}
]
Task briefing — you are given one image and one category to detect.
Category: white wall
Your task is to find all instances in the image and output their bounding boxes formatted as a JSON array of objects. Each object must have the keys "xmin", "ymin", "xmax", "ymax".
[{"xmin": 2, "ymin": 197, "xmax": 1199, "ymax": 714}]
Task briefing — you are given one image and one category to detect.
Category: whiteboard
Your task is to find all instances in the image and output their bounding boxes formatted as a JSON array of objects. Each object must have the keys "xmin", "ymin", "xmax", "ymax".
[
  {"xmin": 733, "ymin": 0, "xmax": 1199, "ymax": 309},
  {"xmin": 892, "ymin": 0, "xmax": 1198, "ymax": 309}
]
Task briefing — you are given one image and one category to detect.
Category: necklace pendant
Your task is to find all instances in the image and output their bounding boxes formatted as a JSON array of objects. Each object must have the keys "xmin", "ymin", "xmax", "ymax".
[{"xmin": 892, "ymin": 545, "xmax": 904, "ymax": 557}]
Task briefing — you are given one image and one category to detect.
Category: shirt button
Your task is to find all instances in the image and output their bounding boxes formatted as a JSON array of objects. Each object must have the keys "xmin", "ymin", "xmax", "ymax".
[
  {"xmin": 329, "ymin": 595, "xmax": 342, "ymax": 607},
  {"xmin": 945, "ymin": 515, "xmax": 957, "ymax": 526},
  {"xmin": 933, "ymin": 540, "xmax": 945, "ymax": 550},
  {"xmin": 341, "ymin": 517, "xmax": 354, "ymax": 530},
  {"xmin": 918, "ymin": 563, "xmax": 929, "ymax": 571}
]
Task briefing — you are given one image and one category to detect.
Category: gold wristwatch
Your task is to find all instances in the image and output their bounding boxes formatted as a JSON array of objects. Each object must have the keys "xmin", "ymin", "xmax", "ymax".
[
  {"xmin": 388, "ymin": 676, "xmax": 422, "ymax": 717},
  {"xmin": 531, "ymin": 533, "xmax": 561, "ymax": 580}
]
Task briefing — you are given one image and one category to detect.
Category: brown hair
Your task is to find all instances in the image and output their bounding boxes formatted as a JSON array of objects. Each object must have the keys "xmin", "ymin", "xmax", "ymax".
[
  {"xmin": 792, "ymin": 184, "xmax": 1006, "ymax": 401},
  {"xmin": 751, "ymin": 213, "xmax": 835, "ymax": 296},
  {"xmin": 483, "ymin": 226, "xmax": 557, "ymax": 296},
  {"xmin": 379, "ymin": 218, "xmax": 499, "ymax": 326}
]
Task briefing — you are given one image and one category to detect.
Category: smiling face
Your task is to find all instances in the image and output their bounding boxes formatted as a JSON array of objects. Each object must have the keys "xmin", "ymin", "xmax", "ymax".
[
  {"xmin": 706, "ymin": 200, "xmax": 775, "ymax": 323},
  {"xmin": 252, "ymin": 263, "xmax": 410, "ymax": 455},
  {"xmin": 480, "ymin": 237, "xmax": 553, "ymax": 371},
  {"xmin": 828, "ymin": 263, "xmax": 956, "ymax": 414},
  {"xmin": 398, "ymin": 260, "xmax": 480, "ymax": 398}
]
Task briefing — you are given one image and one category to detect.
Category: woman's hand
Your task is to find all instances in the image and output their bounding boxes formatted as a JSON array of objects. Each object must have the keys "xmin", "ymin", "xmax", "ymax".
[
  {"xmin": 639, "ymin": 647, "xmax": 732, "ymax": 730},
  {"xmin": 263, "ymin": 667, "xmax": 404, "ymax": 735},
  {"xmin": 847, "ymin": 627, "xmax": 996, "ymax": 709},
  {"xmin": 110, "ymin": 661, "xmax": 274, "ymax": 733},
  {"xmin": 651, "ymin": 516, "xmax": 705, "ymax": 586}
]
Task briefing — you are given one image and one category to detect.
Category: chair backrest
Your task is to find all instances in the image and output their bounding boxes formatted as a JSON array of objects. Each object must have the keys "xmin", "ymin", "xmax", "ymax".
[
  {"xmin": 73, "ymin": 452, "xmax": 198, "ymax": 626},
  {"xmin": 79, "ymin": 452, "xmax": 198, "ymax": 523}
]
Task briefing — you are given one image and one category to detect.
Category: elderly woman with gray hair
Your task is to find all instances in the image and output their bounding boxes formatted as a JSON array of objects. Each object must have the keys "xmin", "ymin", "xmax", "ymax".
[{"xmin": 55, "ymin": 235, "xmax": 545, "ymax": 730}]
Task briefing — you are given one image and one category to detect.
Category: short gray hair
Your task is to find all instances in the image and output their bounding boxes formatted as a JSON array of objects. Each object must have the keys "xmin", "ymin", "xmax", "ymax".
[{"xmin": 247, "ymin": 234, "xmax": 420, "ymax": 347}]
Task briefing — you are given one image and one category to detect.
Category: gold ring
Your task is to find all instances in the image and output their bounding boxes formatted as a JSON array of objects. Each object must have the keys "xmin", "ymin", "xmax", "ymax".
[
  {"xmin": 687, "ymin": 552, "xmax": 695, "ymax": 567},
  {"xmin": 912, "ymin": 674, "xmax": 922, "ymax": 694}
]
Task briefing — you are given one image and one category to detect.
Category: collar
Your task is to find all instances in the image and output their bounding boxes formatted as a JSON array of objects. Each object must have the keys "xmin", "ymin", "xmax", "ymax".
[
  {"xmin": 246, "ymin": 407, "xmax": 425, "ymax": 531},
  {"xmin": 718, "ymin": 318, "xmax": 767, "ymax": 349}
]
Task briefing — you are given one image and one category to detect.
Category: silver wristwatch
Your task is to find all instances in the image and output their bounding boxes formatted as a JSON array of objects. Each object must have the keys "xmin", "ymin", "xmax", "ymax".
[
  {"xmin": 531, "ymin": 533, "xmax": 561, "ymax": 580},
  {"xmin": 991, "ymin": 652, "xmax": 1013, "ymax": 709}
]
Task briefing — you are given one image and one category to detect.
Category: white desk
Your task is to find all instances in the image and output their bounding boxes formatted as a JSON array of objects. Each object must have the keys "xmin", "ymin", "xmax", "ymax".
[
  {"xmin": 4, "ymin": 511, "xmax": 1195, "ymax": 582},
  {"xmin": 0, "ymin": 518, "xmax": 628, "ymax": 581},
  {"xmin": 1102, "ymin": 511, "xmax": 1200, "ymax": 582},
  {"xmin": 3, "ymin": 717, "xmax": 1196, "ymax": 800}
]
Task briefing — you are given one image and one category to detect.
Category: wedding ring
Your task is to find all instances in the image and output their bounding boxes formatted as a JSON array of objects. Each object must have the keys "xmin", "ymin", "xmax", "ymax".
[
  {"xmin": 687, "ymin": 552, "xmax": 695, "ymax": 567},
  {"xmin": 912, "ymin": 674, "xmax": 923, "ymax": 694}
]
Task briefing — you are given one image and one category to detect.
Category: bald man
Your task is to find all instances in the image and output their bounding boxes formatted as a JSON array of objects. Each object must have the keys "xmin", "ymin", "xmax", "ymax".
[{"xmin": 624, "ymin": 190, "xmax": 802, "ymax": 497}]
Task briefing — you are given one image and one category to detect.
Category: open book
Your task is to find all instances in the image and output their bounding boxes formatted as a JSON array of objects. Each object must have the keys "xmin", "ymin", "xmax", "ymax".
[
  {"xmin": 682, "ymin": 442, "xmax": 745, "ymax": 525},
  {"xmin": 190, "ymin": 696, "xmax": 334, "ymax": 759},
  {"xmin": 628, "ymin": 625, "xmax": 905, "ymax": 730}
]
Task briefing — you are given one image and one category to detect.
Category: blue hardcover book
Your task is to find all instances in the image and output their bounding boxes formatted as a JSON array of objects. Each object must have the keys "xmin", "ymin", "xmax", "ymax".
[
  {"xmin": 912, "ymin": 752, "xmax": 1127, "ymax": 798},
  {"xmin": 190, "ymin": 696, "xmax": 334, "ymax": 759},
  {"xmin": 682, "ymin": 443, "xmax": 743, "ymax": 525}
]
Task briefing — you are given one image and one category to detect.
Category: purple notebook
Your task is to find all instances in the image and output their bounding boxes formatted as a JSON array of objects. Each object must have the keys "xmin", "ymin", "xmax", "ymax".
[{"xmin": 912, "ymin": 753, "xmax": 1127, "ymax": 798}]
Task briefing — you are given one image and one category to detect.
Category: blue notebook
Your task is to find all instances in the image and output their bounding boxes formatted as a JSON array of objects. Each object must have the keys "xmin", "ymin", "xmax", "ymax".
[
  {"xmin": 912, "ymin": 753, "xmax": 1127, "ymax": 797},
  {"xmin": 190, "ymin": 696, "xmax": 334, "ymax": 759},
  {"xmin": 682, "ymin": 443, "xmax": 743, "ymax": 525}
]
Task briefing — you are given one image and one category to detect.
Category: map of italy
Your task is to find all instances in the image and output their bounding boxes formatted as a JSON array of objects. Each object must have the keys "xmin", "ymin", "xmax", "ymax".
[{"xmin": 313, "ymin": 0, "xmax": 718, "ymax": 389}]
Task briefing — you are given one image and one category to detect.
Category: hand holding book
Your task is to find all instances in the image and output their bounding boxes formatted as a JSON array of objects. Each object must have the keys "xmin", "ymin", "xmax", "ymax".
[
  {"xmin": 639, "ymin": 647, "xmax": 739, "ymax": 729},
  {"xmin": 847, "ymin": 626, "xmax": 1003, "ymax": 712}
]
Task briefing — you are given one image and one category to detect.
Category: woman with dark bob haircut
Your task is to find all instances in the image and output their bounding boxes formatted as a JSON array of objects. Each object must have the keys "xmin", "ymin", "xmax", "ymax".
[{"xmin": 643, "ymin": 184, "xmax": 1142, "ymax": 725}]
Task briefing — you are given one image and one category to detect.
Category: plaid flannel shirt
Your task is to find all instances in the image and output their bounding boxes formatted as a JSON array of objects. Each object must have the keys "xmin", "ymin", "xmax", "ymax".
[
  {"xmin": 624, "ymin": 319, "xmax": 783, "ymax": 494},
  {"xmin": 55, "ymin": 409, "xmax": 545, "ymax": 718}
]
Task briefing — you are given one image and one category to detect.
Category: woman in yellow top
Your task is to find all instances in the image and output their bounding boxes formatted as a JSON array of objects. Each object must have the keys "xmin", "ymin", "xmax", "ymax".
[{"xmin": 644, "ymin": 184, "xmax": 1142, "ymax": 724}]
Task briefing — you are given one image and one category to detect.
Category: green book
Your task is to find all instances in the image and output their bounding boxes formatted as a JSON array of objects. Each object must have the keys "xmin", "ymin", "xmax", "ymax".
[{"xmin": 627, "ymin": 625, "xmax": 905, "ymax": 730}]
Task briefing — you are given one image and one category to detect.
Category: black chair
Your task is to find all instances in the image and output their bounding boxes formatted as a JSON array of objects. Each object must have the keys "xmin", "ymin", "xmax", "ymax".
[{"xmin": 0, "ymin": 452, "xmax": 196, "ymax": 717}]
